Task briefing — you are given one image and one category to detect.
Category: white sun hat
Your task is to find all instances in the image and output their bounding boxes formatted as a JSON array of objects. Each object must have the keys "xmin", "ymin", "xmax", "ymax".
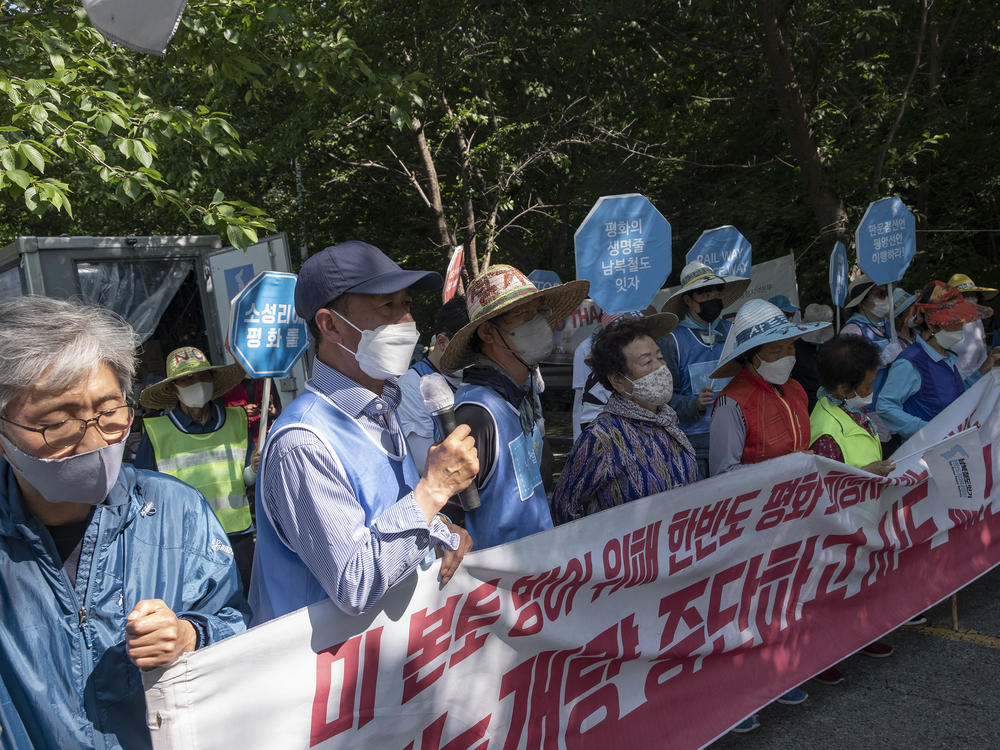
[
  {"xmin": 659, "ymin": 261, "xmax": 751, "ymax": 318},
  {"xmin": 710, "ymin": 299, "xmax": 831, "ymax": 379}
]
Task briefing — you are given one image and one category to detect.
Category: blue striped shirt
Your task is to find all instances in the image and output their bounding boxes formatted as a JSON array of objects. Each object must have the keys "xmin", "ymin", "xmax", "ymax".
[{"xmin": 260, "ymin": 359, "xmax": 458, "ymax": 615}]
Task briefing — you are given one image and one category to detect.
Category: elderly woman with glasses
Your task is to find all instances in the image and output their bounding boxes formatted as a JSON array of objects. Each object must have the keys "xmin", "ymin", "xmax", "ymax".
[
  {"xmin": 0, "ymin": 296, "xmax": 248, "ymax": 749},
  {"xmin": 551, "ymin": 313, "xmax": 697, "ymax": 524}
]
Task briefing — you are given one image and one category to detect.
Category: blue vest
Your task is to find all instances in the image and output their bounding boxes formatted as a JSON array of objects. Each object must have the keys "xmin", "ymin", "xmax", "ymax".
[
  {"xmin": 455, "ymin": 383, "xmax": 552, "ymax": 549},
  {"xmin": 251, "ymin": 383, "xmax": 420, "ymax": 622},
  {"xmin": 897, "ymin": 342, "xmax": 964, "ymax": 423},
  {"xmin": 409, "ymin": 358, "xmax": 435, "ymax": 377},
  {"xmin": 672, "ymin": 321, "xmax": 731, "ymax": 435}
]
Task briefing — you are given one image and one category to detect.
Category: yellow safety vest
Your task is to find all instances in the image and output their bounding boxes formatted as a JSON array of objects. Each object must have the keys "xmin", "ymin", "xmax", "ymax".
[
  {"xmin": 809, "ymin": 397, "xmax": 882, "ymax": 469},
  {"xmin": 144, "ymin": 407, "xmax": 251, "ymax": 534}
]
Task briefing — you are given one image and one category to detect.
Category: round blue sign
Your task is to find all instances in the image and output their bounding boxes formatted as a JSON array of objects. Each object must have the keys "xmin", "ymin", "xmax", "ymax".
[
  {"xmin": 855, "ymin": 197, "xmax": 916, "ymax": 285},
  {"xmin": 229, "ymin": 271, "xmax": 310, "ymax": 377},
  {"xmin": 574, "ymin": 194, "xmax": 671, "ymax": 314},
  {"xmin": 686, "ymin": 225, "xmax": 752, "ymax": 278}
]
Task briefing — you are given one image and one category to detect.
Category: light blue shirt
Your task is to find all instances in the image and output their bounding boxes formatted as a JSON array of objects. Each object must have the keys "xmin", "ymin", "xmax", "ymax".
[
  {"xmin": 876, "ymin": 335, "xmax": 981, "ymax": 439},
  {"xmin": 255, "ymin": 360, "xmax": 457, "ymax": 617}
]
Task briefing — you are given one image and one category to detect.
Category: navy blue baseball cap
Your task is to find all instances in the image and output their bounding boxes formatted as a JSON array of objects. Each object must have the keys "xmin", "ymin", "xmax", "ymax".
[{"xmin": 295, "ymin": 241, "xmax": 443, "ymax": 322}]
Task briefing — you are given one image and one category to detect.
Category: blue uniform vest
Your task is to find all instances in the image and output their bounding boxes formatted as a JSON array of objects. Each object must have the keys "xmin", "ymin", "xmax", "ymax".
[
  {"xmin": 409, "ymin": 358, "xmax": 435, "ymax": 377},
  {"xmin": 455, "ymin": 384, "xmax": 552, "ymax": 549},
  {"xmin": 251, "ymin": 383, "xmax": 420, "ymax": 622},
  {"xmin": 896, "ymin": 342, "xmax": 964, "ymax": 423},
  {"xmin": 672, "ymin": 321, "xmax": 731, "ymax": 435}
]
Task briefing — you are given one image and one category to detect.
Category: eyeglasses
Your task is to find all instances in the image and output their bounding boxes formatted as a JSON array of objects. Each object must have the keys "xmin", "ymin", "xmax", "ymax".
[
  {"xmin": 501, "ymin": 305, "xmax": 554, "ymax": 327},
  {"xmin": 1, "ymin": 403, "xmax": 135, "ymax": 451}
]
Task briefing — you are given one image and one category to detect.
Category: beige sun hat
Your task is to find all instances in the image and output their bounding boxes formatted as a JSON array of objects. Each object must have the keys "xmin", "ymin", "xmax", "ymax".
[
  {"xmin": 439, "ymin": 265, "xmax": 590, "ymax": 371},
  {"xmin": 140, "ymin": 346, "xmax": 246, "ymax": 410},
  {"xmin": 659, "ymin": 261, "xmax": 751, "ymax": 318},
  {"xmin": 843, "ymin": 273, "xmax": 883, "ymax": 308}
]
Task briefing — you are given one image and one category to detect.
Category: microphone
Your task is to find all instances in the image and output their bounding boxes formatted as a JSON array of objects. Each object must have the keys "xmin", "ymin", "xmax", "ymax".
[{"xmin": 419, "ymin": 372, "xmax": 481, "ymax": 511}]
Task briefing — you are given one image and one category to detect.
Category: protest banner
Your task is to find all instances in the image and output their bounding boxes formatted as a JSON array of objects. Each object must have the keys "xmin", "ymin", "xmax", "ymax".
[
  {"xmin": 686, "ymin": 225, "xmax": 752, "ymax": 278},
  {"xmin": 146, "ymin": 371, "xmax": 1000, "ymax": 750},
  {"xmin": 549, "ymin": 297, "xmax": 601, "ymax": 363},
  {"xmin": 442, "ymin": 246, "xmax": 465, "ymax": 303},
  {"xmin": 575, "ymin": 194, "xmax": 671, "ymax": 315}
]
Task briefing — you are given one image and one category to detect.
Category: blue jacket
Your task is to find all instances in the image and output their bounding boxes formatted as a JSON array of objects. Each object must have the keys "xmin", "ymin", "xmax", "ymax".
[{"xmin": 0, "ymin": 460, "xmax": 249, "ymax": 750}]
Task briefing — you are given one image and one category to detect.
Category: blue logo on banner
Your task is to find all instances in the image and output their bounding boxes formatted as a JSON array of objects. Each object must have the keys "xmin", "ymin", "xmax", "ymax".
[
  {"xmin": 686, "ymin": 226, "xmax": 752, "ymax": 278},
  {"xmin": 829, "ymin": 241, "xmax": 849, "ymax": 307},
  {"xmin": 229, "ymin": 271, "xmax": 309, "ymax": 378},
  {"xmin": 528, "ymin": 269, "xmax": 563, "ymax": 290},
  {"xmin": 855, "ymin": 197, "xmax": 916, "ymax": 285},
  {"xmin": 574, "ymin": 194, "xmax": 671, "ymax": 314}
]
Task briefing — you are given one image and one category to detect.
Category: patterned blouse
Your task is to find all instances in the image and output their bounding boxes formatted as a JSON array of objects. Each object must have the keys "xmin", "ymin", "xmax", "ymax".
[{"xmin": 551, "ymin": 408, "xmax": 698, "ymax": 524}]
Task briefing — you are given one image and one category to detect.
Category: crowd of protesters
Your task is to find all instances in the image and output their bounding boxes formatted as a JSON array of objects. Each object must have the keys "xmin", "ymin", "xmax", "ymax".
[{"xmin": 1, "ymin": 237, "xmax": 998, "ymax": 747}]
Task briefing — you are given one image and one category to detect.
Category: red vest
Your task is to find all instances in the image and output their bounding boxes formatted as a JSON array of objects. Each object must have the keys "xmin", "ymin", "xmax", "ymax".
[{"xmin": 719, "ymin": 367, "xmax": 810, "ymax": 465}]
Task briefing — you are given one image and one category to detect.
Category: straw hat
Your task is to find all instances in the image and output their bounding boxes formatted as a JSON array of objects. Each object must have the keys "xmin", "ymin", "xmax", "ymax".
[
  {"xmin": 660, "ymin": 261, "xmax": 751, "ymax": 318},
  {"xmin": 140, "ymin": 347, "xmax": 246, "ymax": 410},
  {"xmin": 439, "ymin": 265, "xmax": 590, "ymax": 371},
  {"xmin": 947, "ymin": 273, "xmax": 998, "ymax": 302},
  {"xmin": 843, "ymin": 273, "xmax": 884, "ymax": 309},
  {"xmin": 710, "ymin": 299, "xmax": 831, "ymax": 379},
  {"xmin": 912, "ymin": 281, "xmax": 993, "ymax": 329}
]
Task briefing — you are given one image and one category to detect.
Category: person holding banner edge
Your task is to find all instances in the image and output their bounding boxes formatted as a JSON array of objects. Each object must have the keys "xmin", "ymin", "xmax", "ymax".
[
  {"xmin": 657, "ymin": 261, "xmax": 750, "ymax": 479},
  {"xmin": 249, "ymin": 241, "xmax": 478, "ymax": 623}
]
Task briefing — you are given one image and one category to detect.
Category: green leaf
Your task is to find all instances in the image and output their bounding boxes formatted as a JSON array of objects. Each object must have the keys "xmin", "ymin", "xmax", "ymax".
[
  {"xmin": 0, "ymin": 149, "xmax": 15, "ymax": 171},
  {"xmin": 6, "ymin": 169, "xmax": 32, "ymax": 189},
  {"xmin": 23, "ymin": 185, "xmax": 38, "ymax": 212},
  {"xmin": 19, "ymin": 143, "xmax": 45, "ymax": 173},
  {"xmin": 29, "ymin": 104, "xmax": 48, "ymax": 124},
  {"xmin": 133, "ymin": 141, "xmax": 153, "ymax": 168},
  {"xmin": 94, "ymin": 114, "xmax": 113, "ymax": 135},
  {"xmin": 122, "ymin": 177, "xmax": 141, "ymax": 200}
]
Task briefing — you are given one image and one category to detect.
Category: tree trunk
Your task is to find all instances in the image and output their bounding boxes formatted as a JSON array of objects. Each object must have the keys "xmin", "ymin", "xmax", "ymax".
[
  {"xmin": 410, "ymin": 115, "xmax": 456, "ymax": 254},
  {"xmin": 756, "ymin": 0, "xmax": 848, "ymax": 249}
]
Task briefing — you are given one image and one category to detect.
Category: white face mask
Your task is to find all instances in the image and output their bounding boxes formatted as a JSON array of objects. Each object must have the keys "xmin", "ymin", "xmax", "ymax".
[
  {"xmin": 501, "ymin": 315, "xmax": 554, "ymax": 366},
  {"xmin": 754, "ymin": 354, "xmax": 796, "ymax": 385},
  {"xmin": 1, "ymin": 432, "xmax": 126, "ymax": 505},
  {"xmin": 176, "ymin": 381, "xmax": 214, "ymax": 409},
  {"xmin": 933, "ymin": 328, "xmax": 964, "ymax": 350},
  {"xmin": 334, "ymin": 310, "xmax": 420, "ymax": 380},
  {"xmin": 869, "ymin": 296, "xmax": 892, "ymax": 319},
  {"xmin": 626, "ymin": 364, "xmax": 673, "ymax": 406},
  {"xmin": 845, "ymin": 391, "xmax": 874, "ymax": 409}
]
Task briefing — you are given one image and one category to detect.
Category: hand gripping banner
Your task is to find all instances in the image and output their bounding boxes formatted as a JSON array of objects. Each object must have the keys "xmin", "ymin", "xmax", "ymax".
[{"xmin": 145, "ymin": 372, "xmax": 1000, "ymax": 750}]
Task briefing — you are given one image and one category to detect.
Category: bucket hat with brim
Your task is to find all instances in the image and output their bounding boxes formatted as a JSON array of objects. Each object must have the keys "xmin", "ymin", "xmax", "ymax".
[
  {"xmin": 947, "ymin": 273, "xmax": 998, "ymax": 302},
  {"xmin": 660, "ymin": 261, "xmax": 751, "ymax": 318},
  {"xmin": 912, "ymin": 280, "xmax": 993, "ymax": 329},
  {"xmin": 710, "ymin": 299, "xmax": 831, "ymax": 379},
  {"xmin": 140, "ymin": 346, "xmax": 246, "ymax": 410},
  {"xmin": 440, "ymin": 265, "xmax": 590, "ymax": 371},
  {"xmin": 844, "ymin": 273, "xmax": 885, "ymax": 309}
]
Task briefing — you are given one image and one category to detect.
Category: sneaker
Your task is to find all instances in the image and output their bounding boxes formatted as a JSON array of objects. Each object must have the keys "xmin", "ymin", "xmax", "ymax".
[
  {"xmin": 905, "ymin": 614, "xmax": 927, "ymax": 625},
  {"xmin": 861, "ymin": 641, "xmax": 894, "ymax": 658},
  {"xmin": 732, "ymin": 715, "xmax": 760, "ymax": 734},
  {"xmin": 814, "ymin": 667, "xmax": 845, "ymax": 685},
  {"xmin": 776, "ymin": 686, "xmax": 808, "ymax": 705}
]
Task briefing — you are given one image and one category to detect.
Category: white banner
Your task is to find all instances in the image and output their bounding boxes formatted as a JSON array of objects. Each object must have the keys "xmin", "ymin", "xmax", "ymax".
[{"xmin": 146, "ymin": 372, "xmax": 1000, "ymax": 749}]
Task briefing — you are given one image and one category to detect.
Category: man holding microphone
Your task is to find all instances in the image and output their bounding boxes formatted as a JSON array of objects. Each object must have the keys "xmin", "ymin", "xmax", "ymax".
[{"xmin": 249, "ymin": 241, "xmax": 478, "ymax": 623}]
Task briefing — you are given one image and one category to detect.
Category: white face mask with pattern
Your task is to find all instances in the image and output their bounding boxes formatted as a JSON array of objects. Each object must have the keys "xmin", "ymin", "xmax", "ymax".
[{"xmin": 626, "ymin": 364, "xmax": 674, "ymax": 406}]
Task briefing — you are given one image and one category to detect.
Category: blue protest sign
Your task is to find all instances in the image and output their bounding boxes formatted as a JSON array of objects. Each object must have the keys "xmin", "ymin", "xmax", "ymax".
[
  {"xmin": 528, "ymin": 269, "xmax": 563, "ymax": 290},
  {"xmin": 686, "ymin": 225, "xmax": 752, "ymax": 278},
  {"xmin": 829, "ymin": 241, "xmax": 849, "ymax": 307},
  {"xmin": 855, "ymin": 197, "xmax": 916, "ymax": 285},
  {"xmin": 229, "ymin": 271, "xmax": 309, "ymax": 377},
  {"xmin": 574, "ymin": 194, "xmax": 671, "ymax": 314}
]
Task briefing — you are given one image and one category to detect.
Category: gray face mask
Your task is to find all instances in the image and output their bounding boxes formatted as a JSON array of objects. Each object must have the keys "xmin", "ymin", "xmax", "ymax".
[{"xmin": 0, "ymin": 433, "xmax": 126, "ymax": 505}]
